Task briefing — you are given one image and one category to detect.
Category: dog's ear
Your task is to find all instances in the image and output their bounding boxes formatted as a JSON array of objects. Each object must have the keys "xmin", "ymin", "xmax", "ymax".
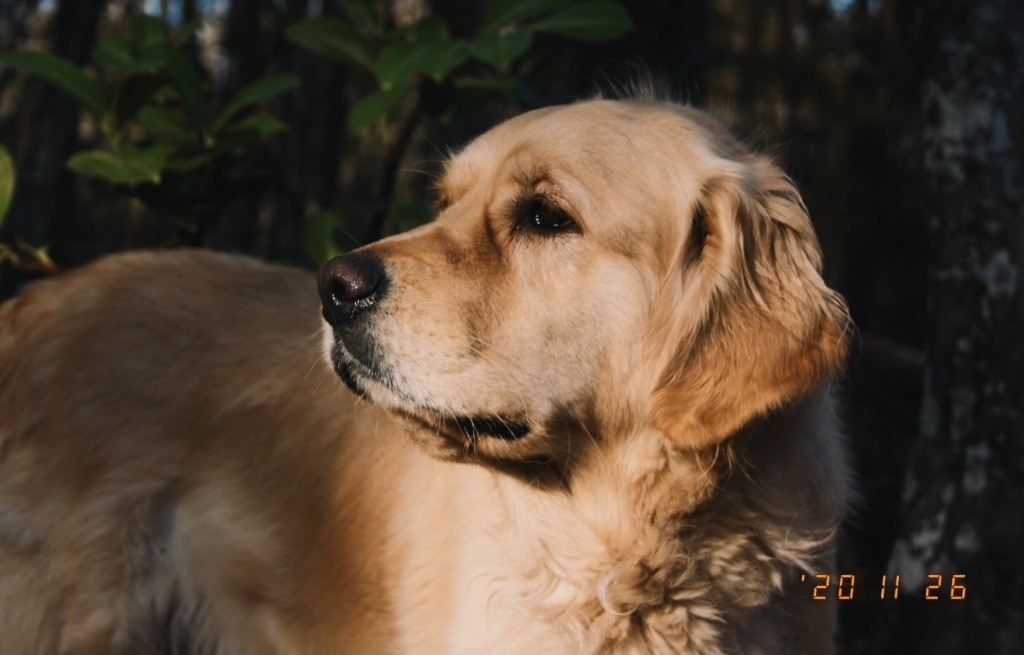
[{"xmin": 651, "ymin": 157, "xmax": 849, "ymax": 448}]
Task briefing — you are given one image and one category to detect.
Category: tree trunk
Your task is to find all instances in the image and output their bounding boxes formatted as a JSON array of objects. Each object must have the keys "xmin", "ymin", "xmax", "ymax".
[{"xmin": 869, "ymin": 0, "xmax": 1024, "ymax": 652}]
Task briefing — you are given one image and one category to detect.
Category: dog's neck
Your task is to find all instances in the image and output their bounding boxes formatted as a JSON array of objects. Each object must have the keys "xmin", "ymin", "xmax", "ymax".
[
  {"xmin": 481, "ymin": 391, "xmax": 841, "ymax": 654},
  {"xmin": 485, "ymin": 426, "xmax": 724, "ymax": 651}
]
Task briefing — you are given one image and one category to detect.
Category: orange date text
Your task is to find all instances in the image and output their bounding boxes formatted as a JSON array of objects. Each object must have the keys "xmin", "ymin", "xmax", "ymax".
[{"xmin": 798, "ymin": 573, "xmax": 967, "ymax": 601}]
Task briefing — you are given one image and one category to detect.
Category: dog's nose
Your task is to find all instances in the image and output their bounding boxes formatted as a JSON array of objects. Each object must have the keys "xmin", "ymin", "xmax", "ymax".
[{"xmin": 318, "ymin": 252, "xmax": 388, "ymax": 327}]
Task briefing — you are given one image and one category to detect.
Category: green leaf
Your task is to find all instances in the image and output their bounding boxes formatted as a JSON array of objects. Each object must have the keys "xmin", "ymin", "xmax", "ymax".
[
  {"xmin": 94, "ymin": 40, "xmax": 208, "ymax": 120},
  {"xmin": 374, "ymin": 37, "xmax": 468, "ymax": 90},
  {"xmin": 373, "ymin": 40, "xmax": 419, "ymax": 90},
  {"xmin": 67, "ymin": 145, "xmax": 167, "ymax": 185},
  {"xmin": 478, "ymin": 0, "xmax": 574, "ymax": 36},
  {"xmin": 347, "ymin": 85, "xmax": 410, "ymax": 132},
  {"xmin": 531, "ymin": 1, "xmax": 633, "ymax": 42},
  {"xmin": 0, "ymin": 144, "xmax": 15, "ymax": 226},
  {"xmin": 109, "ymin": 73, "xmax": 168, "ymax": 127},
  {"xmin": 470, "ymin": 29, "xmax": 534, "ymax": 72},
  {"xmin": 338, "ymin": 0, "xmax": 380, "ymax": 36},
  {"xmin": 150, "ymin": 46, "xmax": 208, "ymax": 119},
  {"xmin": 305, "ymin": 210, "xmax": 345, "ymax": 265},
  {"xmin": 93, "ymin": 37, "xmax": 136, "ymax": 69},
  {"xmin": 164, "ymin": 151, "xmax": 217, "ymax": 173},
  {"xmin": 225, "ymin": 111, "xmax": 289, "ymax": 139},
  {"xmin": 286, "ymin": 19, "xmax": 374, "ymax": 71},
  {"xmin": 391, "ymin": 16, "xmax": 449, "ymax": 41},
  {"xmin": 136, "ymin": 105, "xmax": 196, "ymax": 144},
  {"xmin": 14, "ymin": 241, "xmax": 56, "ymax": 271},
  {"xmin": 419, "ymin": 40, "xmax": 471, "ymax": 81},
  {"xmin": 0, "ymin": 50, "xmax": 104, "ymax": 116},
  {"xmin": 212, "ymin": 74, "xmax": 299, "ymax": 133}
]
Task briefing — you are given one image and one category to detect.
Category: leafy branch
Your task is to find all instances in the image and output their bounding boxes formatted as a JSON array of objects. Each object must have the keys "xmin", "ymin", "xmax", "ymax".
[
  {"xmin": 0, "ymin": 15, "xmax": 299, "ymax": 245},
  {"xmin": 288, "ymin": 0, "xmax": 633, "ymax": 247},
  {"xmin": 0, "ymin": 144, "xmax": 60, "ymax": 275}
]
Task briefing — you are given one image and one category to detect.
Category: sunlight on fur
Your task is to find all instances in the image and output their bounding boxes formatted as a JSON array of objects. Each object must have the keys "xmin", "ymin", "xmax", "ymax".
[{"xmin": 0, "ymin": 96, "xmax": 850, "ymax": 654}]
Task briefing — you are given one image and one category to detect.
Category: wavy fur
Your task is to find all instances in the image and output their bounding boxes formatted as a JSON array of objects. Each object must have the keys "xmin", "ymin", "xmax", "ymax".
[{"xmin": 0, "ymin": 98, "xmax": 849, "ymax": 654}]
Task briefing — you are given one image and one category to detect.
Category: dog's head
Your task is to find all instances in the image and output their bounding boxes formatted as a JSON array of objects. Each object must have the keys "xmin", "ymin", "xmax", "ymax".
[{"xmin": 318, "ymin": 99, "xmax": 847, "ymax": 465}]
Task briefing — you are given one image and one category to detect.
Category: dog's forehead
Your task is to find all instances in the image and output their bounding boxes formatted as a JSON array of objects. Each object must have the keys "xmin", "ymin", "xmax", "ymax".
[{"xmin": 441, "ymin": 101, "xmax": 683, "ymax": 197}]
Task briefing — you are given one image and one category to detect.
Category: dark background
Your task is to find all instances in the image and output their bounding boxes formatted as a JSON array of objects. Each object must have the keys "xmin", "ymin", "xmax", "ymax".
[{"xmin": 1, "ymin": 1, "xmax": 1021, "ymax": 652}]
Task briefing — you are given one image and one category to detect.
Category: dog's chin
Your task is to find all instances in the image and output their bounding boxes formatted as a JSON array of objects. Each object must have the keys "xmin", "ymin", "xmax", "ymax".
[
  {"xmin": 329, "ymin": 346, "xmax": 532, "ymax": 445},
  {"xmin": 332, "ymin": 352, "xmax": 371, "ymax": 399}
]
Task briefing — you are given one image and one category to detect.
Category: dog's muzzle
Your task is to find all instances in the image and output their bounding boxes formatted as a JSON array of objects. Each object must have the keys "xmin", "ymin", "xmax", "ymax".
[{"xmin": 318, "ymin": 251, "xmax": 391, "ymax": 379}]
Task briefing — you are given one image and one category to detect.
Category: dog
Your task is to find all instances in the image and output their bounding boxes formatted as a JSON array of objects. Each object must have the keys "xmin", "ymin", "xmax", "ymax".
[{"xmin": 0, "ymin": 96, "xmax": 850, "ymax": 654}]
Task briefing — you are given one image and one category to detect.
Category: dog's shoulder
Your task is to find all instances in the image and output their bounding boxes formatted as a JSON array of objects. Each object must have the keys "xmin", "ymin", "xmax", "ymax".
[{"xmin": 0, "ymin": 250, "xmax": 394, "ymax": 653}]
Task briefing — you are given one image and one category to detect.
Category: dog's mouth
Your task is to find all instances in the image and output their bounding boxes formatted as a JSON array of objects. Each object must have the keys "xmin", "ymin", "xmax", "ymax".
[
  {"xmin": 449, "ymin": 415, "xmax": 532, "ymax": 441},
  {"xmin": 331, "ymin": 345, "xmax": 531, "ymax": 442}
]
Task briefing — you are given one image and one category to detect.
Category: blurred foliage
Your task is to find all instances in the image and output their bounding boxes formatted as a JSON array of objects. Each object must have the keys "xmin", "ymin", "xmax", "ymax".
[
  {"xmin": 0, "ymin": 145, "xmax": 12, "ymax": 225},
  {"xmin": 0, "ymin": 144, "xmax": 56, "ymax": 273},
  {"xmin": 287, "ymin": 0, "xmax": 633, "ymax": 261},
  {"xmin": 288, "ymin": 0, "xmax": 632, "ymax": 131},
  {"xmin": 0, "ymin": 0, "xmax": 632, "ymax": 268},
  {"xmin": 0, "ymin": 15, "xmax": 298, "ymax": 243}
]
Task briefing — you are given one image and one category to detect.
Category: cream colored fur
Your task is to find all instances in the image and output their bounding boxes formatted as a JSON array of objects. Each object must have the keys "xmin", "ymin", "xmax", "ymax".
[{"xmin": 0, "ymin": 99, "xmax": 850, "ymax": 654}]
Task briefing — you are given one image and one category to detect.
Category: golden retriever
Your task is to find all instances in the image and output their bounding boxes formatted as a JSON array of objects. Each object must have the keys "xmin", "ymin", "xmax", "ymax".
[{"xmin": 0, "ymin": 97, "xmax": 850, "ymax": 654}]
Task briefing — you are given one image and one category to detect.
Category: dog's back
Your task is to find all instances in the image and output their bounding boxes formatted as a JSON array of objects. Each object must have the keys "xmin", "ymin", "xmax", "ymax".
[{"xmin": 0, "ymin": 251, "xmax": 409, "ymax": 653}]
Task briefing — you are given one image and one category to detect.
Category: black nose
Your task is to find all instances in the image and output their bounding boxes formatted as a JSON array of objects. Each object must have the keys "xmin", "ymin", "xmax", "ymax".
[{"xmin": 318, "ymin": 252, "xmax": 388, "ymax": 327}]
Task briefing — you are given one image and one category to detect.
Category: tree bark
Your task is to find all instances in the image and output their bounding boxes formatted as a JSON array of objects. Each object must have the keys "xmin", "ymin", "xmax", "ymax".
[{"xmin": 869, "ymin": 0, "xmax": 1024, "ymax": 652}]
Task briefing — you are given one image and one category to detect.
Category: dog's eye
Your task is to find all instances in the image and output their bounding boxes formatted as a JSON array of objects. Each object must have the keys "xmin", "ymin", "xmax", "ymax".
[{"xmin": 515, "ymin": 196, "xmax": 580, "ymax": 235}]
